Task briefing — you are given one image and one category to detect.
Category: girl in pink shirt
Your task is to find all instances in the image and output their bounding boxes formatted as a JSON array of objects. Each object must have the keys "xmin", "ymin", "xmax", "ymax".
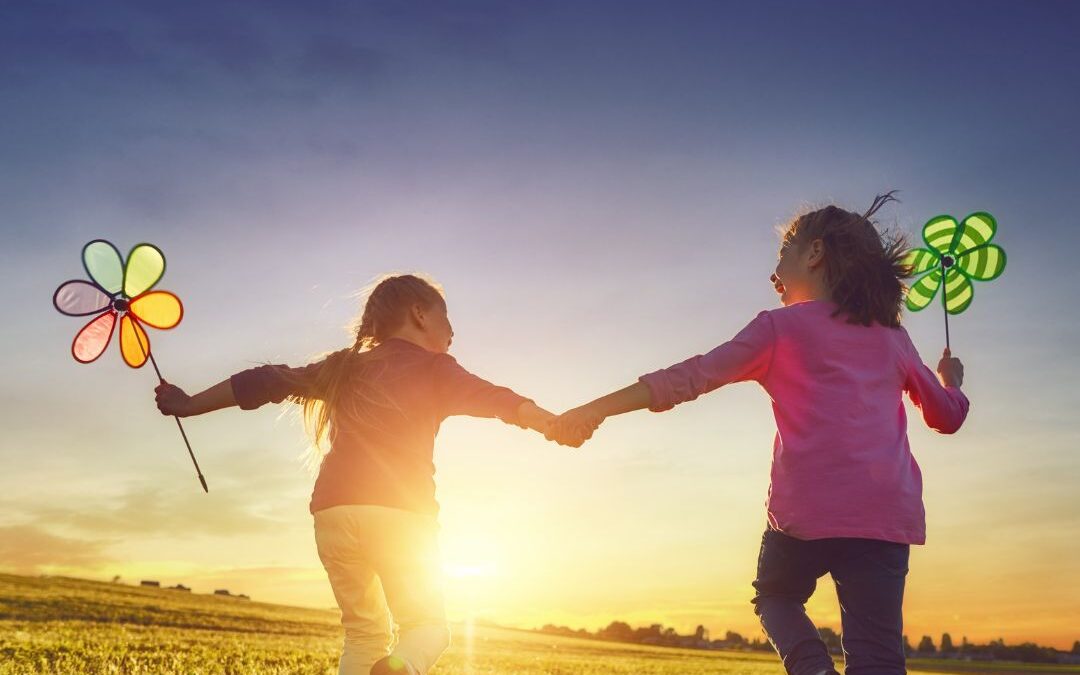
[
  {"xmin": 550, "ymin": 194, "xmax": 968, "ymax": 675},
  {"xmin": 155, "ymin": 274, "xmax": 559, "ymax": 675}
]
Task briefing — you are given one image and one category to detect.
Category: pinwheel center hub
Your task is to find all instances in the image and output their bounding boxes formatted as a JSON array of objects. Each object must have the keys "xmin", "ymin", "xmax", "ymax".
[
  {"xmin": 941, "ymin": 255, "xmax": 955, "ymax": 268},
  {"xmin": 112, "ymin": 297, "xmax": 130, "ymax": 312}
]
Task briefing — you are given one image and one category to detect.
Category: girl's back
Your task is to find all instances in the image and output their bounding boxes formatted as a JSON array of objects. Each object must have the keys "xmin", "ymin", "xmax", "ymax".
[
  {"xmin": 231, "ymin": 337, "xmax": 531, "ymax": 517},
  {"xmin": 640, "ymin": 298, "xmax": 966, "ymax": 545},
  {"xmin": 763, "ymin": 299, "xmax": 965, "ymax": 544}
]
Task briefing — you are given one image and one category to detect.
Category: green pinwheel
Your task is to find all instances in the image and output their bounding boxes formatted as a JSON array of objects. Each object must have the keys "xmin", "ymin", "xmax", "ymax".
[{"xmin": 903, "ymin": 212, "xmax": 1006, "ymax": 347}]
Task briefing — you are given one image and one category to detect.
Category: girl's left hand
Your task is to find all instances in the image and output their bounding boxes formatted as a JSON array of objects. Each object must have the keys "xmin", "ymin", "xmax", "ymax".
[
  {"xmin": 937, "ymin": 348, "xmax": 964, "ymax": 388},
  {"xmin": 155, "ymin": 382, "xmax": 193, "ymax": 417}
]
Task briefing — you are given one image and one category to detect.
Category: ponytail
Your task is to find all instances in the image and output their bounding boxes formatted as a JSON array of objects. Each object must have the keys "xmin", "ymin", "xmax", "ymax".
[{"xmin": 285, "ymin": 273, "xmax": 445, "ymax": 467}]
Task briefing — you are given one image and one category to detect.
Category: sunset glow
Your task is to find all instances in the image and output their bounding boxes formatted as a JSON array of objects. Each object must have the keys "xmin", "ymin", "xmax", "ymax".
[{"xmin": 2, "ymin": 0, "xmax": 1078, "ymax": 654}]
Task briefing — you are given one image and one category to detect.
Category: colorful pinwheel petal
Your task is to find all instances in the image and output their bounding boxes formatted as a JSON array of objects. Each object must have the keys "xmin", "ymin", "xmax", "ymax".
[
  {"xmin": 83, "ymin": 240, "xmax": 124, "ymax": 295},
  {"xmin": 53, "ymin": 280, "xmax": 111, "ymax": 316},
  {"xmin": 903, "ymin": 212, "xmax": 1007, "ymax": 315},
  {"xmin": 72, "ymin": 310, "xmax": 117, "ymax": 363},
  {"xmin": 124, "ymin": 243, "xmax": 166, "ymax": 298},
  {"xmin": 119, "ymin": 314, "xmax": 150, "ymax": 368},
  {"xmin": 129, "ymin": 291, "xmax": 183, "ymax": 329},
  {"xmin": 53, "ymin": 240, "xmax": 184, "ymax": 368}
]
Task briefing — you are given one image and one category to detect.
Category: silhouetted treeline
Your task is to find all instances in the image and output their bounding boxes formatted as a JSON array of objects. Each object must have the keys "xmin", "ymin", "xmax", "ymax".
[
  {"xmin": 537, "ymin": 622, "xmax": 1080, "ymax": 664},
  {"xmin": 903, "ymin": 633, "xmax": 1080, "ymax": 664},
  {"xmin": 540, "ymin": 621, "xmax": 771, "ymax": 651}
]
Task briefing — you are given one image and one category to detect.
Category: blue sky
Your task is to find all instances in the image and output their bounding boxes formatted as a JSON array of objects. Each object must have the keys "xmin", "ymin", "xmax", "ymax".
[{"xmin": 2, "ymin": 1, "xmax": 1078, "ymax": 646}]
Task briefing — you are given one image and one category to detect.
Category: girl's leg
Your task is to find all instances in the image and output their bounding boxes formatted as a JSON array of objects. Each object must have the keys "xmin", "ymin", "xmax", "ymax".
[
  {"xmin": 314, "ymin": 506, "xmax": 394, "ymax": 675},
  {"xmin": 371, "ymin": 507, "xmax": 451, "ymax": 675},
  {"xmin": 829, "ymin": 539, "xmax": 909, "ymax": 675},
  {"xmin": 752, "ymin": 529, "xmax": 838, "ymax": 675}
]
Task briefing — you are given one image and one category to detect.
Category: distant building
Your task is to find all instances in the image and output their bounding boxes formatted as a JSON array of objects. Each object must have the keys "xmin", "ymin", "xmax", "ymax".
[{"xmin": 140, "ymin": 580, "xmax": 160, "ymax": 587}]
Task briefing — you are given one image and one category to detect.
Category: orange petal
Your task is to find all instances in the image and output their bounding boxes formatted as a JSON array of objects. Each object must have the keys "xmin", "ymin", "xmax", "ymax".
[{"xmin": 119, "ymin": 314, "xmax": 150, "ymax": 368}]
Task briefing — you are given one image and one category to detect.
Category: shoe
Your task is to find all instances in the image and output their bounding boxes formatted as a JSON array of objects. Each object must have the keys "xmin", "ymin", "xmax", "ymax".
[{"xmin": 370, "ymin": 655, "xmax": 419, "ymax": 675}]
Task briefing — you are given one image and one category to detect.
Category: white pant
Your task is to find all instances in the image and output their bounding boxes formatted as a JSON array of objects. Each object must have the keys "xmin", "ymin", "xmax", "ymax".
[{"xmin": 314, "ymin": 505, "xmax": 451, "ymax": 675}]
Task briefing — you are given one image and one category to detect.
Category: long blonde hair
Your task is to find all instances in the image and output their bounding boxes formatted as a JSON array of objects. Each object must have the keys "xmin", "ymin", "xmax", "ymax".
[{"xmin": 287, "ymin": 273, "xmax": 446, "ymax": 467}]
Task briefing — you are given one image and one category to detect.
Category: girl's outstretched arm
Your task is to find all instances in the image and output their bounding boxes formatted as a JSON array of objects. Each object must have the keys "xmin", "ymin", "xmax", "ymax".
[
  {"xmin": 156, "ymin": 379, "xmax": 237, "ymax": 418},
  {"xmin": 575, "ymin": 382, "xmax": 653, "ymax": 419},
  {"xmin": 550, "ymin": 312, "xmax": 775, "ymax": 446},
  {"xmin": 548, "ymin": 382, "xmax": 653, "ymax": 447},
  {"xmin": 516, "ymin": 401, "xmax": 557, "ymax": 436},
  {"xmin": 433, "ymin": 353, "xmax": 559, "ymax": 439}
]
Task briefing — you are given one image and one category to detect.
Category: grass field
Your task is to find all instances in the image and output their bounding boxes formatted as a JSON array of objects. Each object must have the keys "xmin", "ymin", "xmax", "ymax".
[{"xmin": 0, "ymin": 573, "xmax": 1071, "ymax": 674}]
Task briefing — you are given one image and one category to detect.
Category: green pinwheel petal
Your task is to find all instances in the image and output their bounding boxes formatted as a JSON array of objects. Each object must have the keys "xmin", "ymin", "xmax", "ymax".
[
  {"xmin": 82, "ymin": 240, "xmax": 124, "ymax": 294},
  {"xmin": 124, "ymin": 243, "xmax": 166, "ymax": 298},
  {"xmin": 943, "ymin": 267, "xmax": 974, "ymax": 314},
  {"xmin": 906, "ymin": 269, "xmax": 941, "ymax": 311},
  {"xmin": 953, "ymin": 212, "xmax": 997, "ymax": 257},
  {"xmin": 922, "ymin": 215, "xmax": 959, "ymax": 257},
  {"xmin": 956, "ymin": 243, "xmax": 1007, "ymax": 281},
  {"xmin": 902, "ymin": 248, "xmax": 939, "ymax": 275}
]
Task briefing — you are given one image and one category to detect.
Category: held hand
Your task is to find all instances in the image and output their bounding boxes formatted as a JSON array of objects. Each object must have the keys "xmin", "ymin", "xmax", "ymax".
[
  {"xmin": 155, "ymin": 381, "xmax": 193, "ymax": 417},
  {"xmin": 546, "ymin": 406, "xmax": 604, "ymax": 448},
  {"xmin": 937, "ymin": 348, "xmax": 964, "ymax": 388}
]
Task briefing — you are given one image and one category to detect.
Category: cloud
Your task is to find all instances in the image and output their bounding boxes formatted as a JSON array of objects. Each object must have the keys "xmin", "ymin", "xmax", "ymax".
[
  {"xmin": 26, "ymin": 486, "xmax": 285, "ymax": 538},
  {"xmin": 11, "ymin": 447, "xmax": 311, "ymax": 539},
  {"xmin": 0, "ymin": 526, "xmax": 112, "ymax": 574}
]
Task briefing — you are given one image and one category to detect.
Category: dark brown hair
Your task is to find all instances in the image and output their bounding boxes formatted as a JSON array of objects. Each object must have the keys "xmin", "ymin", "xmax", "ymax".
[{"xmin": 781, "ymin": 192, "xmax": 910, "ymax": 327}]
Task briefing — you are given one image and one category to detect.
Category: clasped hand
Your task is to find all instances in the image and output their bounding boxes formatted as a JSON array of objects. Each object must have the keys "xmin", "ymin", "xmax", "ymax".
[{"xmin": 545, "ymin": 406, "xmax": 604, "ymax": 448}]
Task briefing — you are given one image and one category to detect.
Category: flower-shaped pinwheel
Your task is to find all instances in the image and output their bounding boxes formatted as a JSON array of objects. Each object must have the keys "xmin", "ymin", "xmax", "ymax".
[
  {"xmin": 904, "ymin": 212, "xmax": 1006, "ymax": 315},
  {"xmin": 52, "ymin": 240, "xmax": 184, "ymax": 368}
]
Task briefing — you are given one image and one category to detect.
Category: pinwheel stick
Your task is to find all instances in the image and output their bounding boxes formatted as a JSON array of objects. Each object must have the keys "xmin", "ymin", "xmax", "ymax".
[
  {"xmin": 134, "ymin": 329, "xmax": 208, "ymax": 493},
  {"xmin": 941, "ymin": 258, "xmax": 952, "ymax": 351}
]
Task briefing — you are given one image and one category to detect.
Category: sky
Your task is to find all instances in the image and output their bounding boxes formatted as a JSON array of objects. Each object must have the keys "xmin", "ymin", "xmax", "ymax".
[{"xmin": 2, "ymin": 0, "xmax": 1079, "ymax": 649}]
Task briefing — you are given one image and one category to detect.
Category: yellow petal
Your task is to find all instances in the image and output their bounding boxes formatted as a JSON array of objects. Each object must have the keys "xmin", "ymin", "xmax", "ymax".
[
  {"xmin": 124, "ymin": 244, "xmax": 166, "ymax": 298},
  {"xmin": 129, "ymin": 291, "xmax": 183, "ymax": 329}
]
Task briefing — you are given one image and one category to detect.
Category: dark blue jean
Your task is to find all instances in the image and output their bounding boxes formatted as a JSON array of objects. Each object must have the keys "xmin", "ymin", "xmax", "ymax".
[{"xmin": 751, "ymin": 528, "xmax": 909, "ymax": 675}]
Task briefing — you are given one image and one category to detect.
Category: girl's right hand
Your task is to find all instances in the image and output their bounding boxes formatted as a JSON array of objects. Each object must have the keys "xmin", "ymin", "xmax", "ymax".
[
  {"xmin": 155, "ymin": 382, "xmax": 193, "ymax": 417},
  {"xmin": 937, "ymin": 348, "xmax": 964, "ymax": 388}
]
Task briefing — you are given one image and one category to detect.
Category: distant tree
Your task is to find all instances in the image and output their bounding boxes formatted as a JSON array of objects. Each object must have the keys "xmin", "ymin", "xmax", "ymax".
[
  {"xmin": 598, "ymin": 621, "xmax": 635, "ymax": 642},
  {"xmin": 961, "ymin": 636, "xmax": 971, "ymax": 653},
  {"xmin": 725, "ymin": 631, "xmax": 746, "ymax": 646},
  {"xmin": 633, "ymin": 624, "xmax": 663, "ymax": 642},
  {"xmin": 940, "ymin": 633, "xmax": 954, "ymax": 653},
  {"xmin": 750, "ymin": 637, "xmax": 772, "ymax": 651},
  {"xmin": 1073, "ymin": 641, "xmax": 1080, "ymax": 655},
  {"xmin": 903, "ymin": 635, "xmax": 913, "ymax": 655},
  {"xmin": 694, "ymin": 625, "xmax": 708, "ymax": 641},
  {"xmin": 818, "ymin": 628, "xmax": 842, "ymax": 653},
  {"xmin": 111, "ymin": 575, "xmax": 121, "ymax": 583},
  {"xmin": 918, "ymin": 636, "xmax": 936, "ymax": 654}
]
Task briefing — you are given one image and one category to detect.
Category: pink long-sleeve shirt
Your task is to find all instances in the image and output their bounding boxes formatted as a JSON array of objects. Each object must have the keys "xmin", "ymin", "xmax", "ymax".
[{"xmin": 639, "ymin": 299, "xmax": 969, "ymax": 545}]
